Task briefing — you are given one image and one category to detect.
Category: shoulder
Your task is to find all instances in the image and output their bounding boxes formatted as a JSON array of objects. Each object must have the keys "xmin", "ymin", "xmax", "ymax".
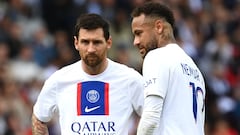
[
  {"xmin": 58, "ymin": 61, "xmax": 80, "ymax": 73},
  {"xmin": 108, "ymin": 59, "xmax": 143, "ymax": 79},
  {"xmin": 144, "ymin": 47, "xmax": 166, "ymax": 63},
  {"xmin": 143, "ymin": 48, "xmax": 167, "ymax": 68},
  {"xmin": 144, "ymin": 44, "xmax": 184, "ymax": 64},
  {"xmin": 147, "ymin": 44, "xmax": 179, "ymax": 57},
  {"xmin": 46, "ymin": 61, "xmax": 81, "ymax": 81},
  {"xmin": 143, "ymin": 44, "xmax": 183, "ymax": 73}
]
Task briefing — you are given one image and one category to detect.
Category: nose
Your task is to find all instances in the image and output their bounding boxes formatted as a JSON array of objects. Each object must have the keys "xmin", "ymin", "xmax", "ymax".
[
  {"xmin": 87, "ymin": 44, "xmax": 96, "ymax": 53},
  {"xmin": 133, "ymin": 37, "xmax": 140, "ymax": 47}
]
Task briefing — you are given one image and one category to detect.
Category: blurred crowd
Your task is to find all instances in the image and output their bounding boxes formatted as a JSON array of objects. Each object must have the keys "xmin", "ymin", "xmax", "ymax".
[{"xmin": 0, "ymin": 0, "xmax": 239, "ymax": 135}]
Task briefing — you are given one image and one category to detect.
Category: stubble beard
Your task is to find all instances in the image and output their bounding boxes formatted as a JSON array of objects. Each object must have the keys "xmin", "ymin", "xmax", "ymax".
[
  {"xmin": 143, "ymin": 36, "xmax": 158, "ymax": 58},
  {"xmin": 83, "ymin": 54, "xmax": 102, "ymax": 67}
]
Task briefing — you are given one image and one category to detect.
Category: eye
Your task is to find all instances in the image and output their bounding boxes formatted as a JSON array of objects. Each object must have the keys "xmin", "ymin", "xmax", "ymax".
[
  {"xmin": 134, "ymin": 30, "xmax": 142, "ymax": 36},
  {"xmin": 81, "ymin": 39, "xmax": 89, "ymax": 45},
  {"xmin": 92, "ymin": 40, "xmax": 103, "ymax": 45},
  {"xmin": 93, "ymin": 40, "xmax": 102, "ymax": 44}
]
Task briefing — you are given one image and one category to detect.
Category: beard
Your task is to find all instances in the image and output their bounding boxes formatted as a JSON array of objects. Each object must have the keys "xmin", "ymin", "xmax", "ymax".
[
  {"xmin": 82, "ymin": 53, "xmax": 102, "ymax": 67},
  {"xmin": 143, "ymin": 36, "xmax": 158, "ymax": 58}
]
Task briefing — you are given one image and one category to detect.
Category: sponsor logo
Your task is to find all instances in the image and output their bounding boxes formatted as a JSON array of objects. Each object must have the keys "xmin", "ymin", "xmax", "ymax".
[
  {"xmin": 144, "ymin": 78, "xmax": 157, "ymax": 88},
  {"xmin": 85, "ymin": 106, "xmax": 100, "ymax": 113},
  {"xmin": 71, "ymin": 121, "xmax": 116, "ymax": 134}
]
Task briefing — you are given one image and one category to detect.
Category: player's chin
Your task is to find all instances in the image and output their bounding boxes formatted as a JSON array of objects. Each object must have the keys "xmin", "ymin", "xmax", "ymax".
[
  {"xmin": 87, "ymin": 61, "xmax": 98, "ymax": 67},
  {"xmin": 86, "ymin": 59, "xmax": 101, "ymax": 67},
  {"xmin": 139, "ymin": 49, "xmax": 147, "ymax": 58}
]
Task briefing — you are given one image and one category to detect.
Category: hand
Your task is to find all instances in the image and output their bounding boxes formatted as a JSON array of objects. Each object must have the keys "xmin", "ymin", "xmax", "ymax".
[{"xmin": 32, "ymin": 114, "xmax": 49, "ymax": 135}]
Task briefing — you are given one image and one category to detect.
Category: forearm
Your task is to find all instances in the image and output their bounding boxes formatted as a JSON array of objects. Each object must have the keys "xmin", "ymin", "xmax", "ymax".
[
  {"xmin": 137, "ymin": 111, "xmax": 159, "ymax": 135},
  {"xmin": 32, "ymin": 114, "xmax": 49, "ymax": 135},
  {"xmin": 137, "ymin": 95, "xmax": 163, "ymax": 135}
]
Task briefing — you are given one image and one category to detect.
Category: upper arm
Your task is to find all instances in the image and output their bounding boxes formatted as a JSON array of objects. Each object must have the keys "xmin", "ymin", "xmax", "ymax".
[
  {"xmin": 143, "ymin": 52, "xmax": 170, "ymax": 98},
  {"xmin": 33, "ymin": 74, "xmax": 58, "ymax": 122}
]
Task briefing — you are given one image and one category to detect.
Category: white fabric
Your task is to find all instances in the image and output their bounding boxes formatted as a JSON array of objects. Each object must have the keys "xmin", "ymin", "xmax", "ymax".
[
  {"xmin": 138, "ymin": 44, "xmax": 206, "ymax": 135},
  {"xmin": 137, "ymin": 95, "xmax": 163, "ymax": 135},
  {"xmin": 33, "ymin": 59, "xmax": 144, "ymax": 135}
]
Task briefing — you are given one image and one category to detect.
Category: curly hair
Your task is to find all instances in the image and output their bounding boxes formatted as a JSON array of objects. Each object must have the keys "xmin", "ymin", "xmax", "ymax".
[{"xmin": 131, "ymin": 2, "xmax": 175, "ymax": 28}]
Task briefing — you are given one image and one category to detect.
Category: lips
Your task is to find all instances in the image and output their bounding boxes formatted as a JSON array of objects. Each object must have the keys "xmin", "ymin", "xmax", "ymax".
[{"xmin": 86, "ymin": 54, "xmax": 97, "ymax": 60}]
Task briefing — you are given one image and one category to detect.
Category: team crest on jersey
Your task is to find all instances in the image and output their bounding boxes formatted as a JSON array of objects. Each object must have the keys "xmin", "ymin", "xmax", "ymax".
[
  {"xmin": 77, "ymin": 81, "xmax": 109, "ymax": 116},
  {"xmin": 86, "ymin": 90, "xmax": 100, "ymax": 103}
]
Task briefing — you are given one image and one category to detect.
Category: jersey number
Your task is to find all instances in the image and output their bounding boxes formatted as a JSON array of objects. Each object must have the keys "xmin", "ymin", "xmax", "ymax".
[{"xmin": 189, "ymin": 82, "xmax": 204, "ymax": 122}]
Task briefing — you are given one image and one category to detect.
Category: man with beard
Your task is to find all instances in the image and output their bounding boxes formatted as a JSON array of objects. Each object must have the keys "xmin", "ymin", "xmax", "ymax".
[
  {"xmin": 32, "ymin": 13, "xmax": 144, "ymax": 135},
  {"xmin": 131, "ymin": 2, "xmax": 206, "ymax": 135}
]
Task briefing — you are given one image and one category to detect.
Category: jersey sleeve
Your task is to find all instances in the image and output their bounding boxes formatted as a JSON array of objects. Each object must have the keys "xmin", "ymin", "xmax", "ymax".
[
  {"xmin": 142, "ymin": 51, "xmax": 170, "ymax": 99},
  {"xmin": 137, "ymin": 95, "xmax": 164, "ymax": 135},
  {"xmin": 33, "ymin": 73, "xmax": 58, "ymax": 122},
  {"xmin": 129, "ymin": 71, "xmax": 144, "ymax": 116}
]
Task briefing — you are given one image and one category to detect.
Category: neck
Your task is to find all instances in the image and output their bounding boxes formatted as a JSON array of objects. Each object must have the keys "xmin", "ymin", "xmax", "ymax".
[
  {"xmin": 158, "ymin": 23, "xmax": 176, "ymax": 47},
  {"xmin": 158, "ymin": 38, "xmax": 175, "ymax": 48},
  {"xmin": 82, "ymin": 59, "xmax": 108, "ymax": 75}
]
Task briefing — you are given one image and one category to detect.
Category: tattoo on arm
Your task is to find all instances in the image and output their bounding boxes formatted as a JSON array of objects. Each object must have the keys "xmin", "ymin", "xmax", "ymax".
[{"xmin": 32, "ymin": 114, "xmax": 49, "ymax": 135}]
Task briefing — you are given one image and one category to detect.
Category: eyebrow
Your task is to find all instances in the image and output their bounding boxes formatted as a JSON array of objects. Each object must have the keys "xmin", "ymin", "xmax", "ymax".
[
  {"xmin": 133, "ymin": 29, "xmax": 142, "ymax": 34},
  {"xmin": 80, "ymin": 38, "xmax": 104, "ymax": 43}
]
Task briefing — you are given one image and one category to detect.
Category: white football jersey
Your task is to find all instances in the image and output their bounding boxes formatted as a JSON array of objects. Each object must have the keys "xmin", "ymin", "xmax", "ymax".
[
  {"xmin": 143, "ymin": 44, "xmax": 206, "ymax": 135},
  {"xmin": 33, "ymin": 59, "xmax": 144, "ymax": 135}
]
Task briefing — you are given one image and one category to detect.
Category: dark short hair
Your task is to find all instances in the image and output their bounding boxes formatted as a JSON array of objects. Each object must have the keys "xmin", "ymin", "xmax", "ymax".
[
  {"xmin": 131, "ymin": 2, "xmax": 175, "ymax": 28},
  {"xmin": 74, "ymin": 13, "xmax": 110, "ymax": 40}
]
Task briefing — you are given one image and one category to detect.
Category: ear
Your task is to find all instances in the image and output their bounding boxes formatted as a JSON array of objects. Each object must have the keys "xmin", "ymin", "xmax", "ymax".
[
  {"xmin": 74, "ymin": 36, "xmax": 79, "ymax": 50},
  {"xmin": 155, "ymin": 20, "xmax": 163, "ymax": 34},
  {"xmin": 106, "ymin": 36, "xmax": 112, "ymax": 49}
]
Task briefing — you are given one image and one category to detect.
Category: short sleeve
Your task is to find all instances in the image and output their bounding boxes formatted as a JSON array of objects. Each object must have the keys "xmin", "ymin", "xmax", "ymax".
[
  {"xmin": 142, "ymin": 51, "xmax": 170, "ymax": 99},
  {"xmin": 33, "ymin": 73, "xmax": 58, "ymax": 122}
]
